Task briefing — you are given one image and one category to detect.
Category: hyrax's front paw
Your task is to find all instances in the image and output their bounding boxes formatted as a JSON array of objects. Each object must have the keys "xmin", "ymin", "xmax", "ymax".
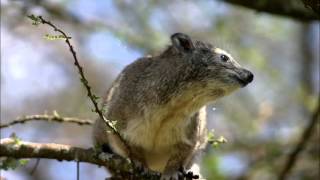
[
  {"xmin": 132, "ymin": 160, "xmax": 149, "ymax": 174},
  {"xmin": 160, "ymin": 171, "xmax": 183, "ymax": 180}
]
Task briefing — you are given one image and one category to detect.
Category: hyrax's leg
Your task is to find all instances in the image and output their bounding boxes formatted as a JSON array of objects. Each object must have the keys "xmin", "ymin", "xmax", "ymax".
[
  {"xmin": 93, "ymin": 118, "xmax": 129, "ymax": 157},
  {"xmin": 130, "ymin": 145, "xmax": 150, "ymax": 173},
  {"xmin": 93, "ymin": 118, "xmax": 109, "ymax": 148},
  {"xmin": 160, "ymin": 143, "xmax": 194, "ymax": 180}
]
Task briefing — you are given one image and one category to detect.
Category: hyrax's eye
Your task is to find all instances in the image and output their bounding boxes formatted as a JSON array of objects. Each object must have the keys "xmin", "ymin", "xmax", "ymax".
[{"xmin": 220, "ymin": 54, "xmax": 229, "ymax": 62}]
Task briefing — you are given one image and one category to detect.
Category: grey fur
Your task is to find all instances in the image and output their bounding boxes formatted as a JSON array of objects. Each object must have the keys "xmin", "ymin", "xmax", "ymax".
[{"xmin": 93, "ymin": 33, "xmax": 253, "ymax": 179}]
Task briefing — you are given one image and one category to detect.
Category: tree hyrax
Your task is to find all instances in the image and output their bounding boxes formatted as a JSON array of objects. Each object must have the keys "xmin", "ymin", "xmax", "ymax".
[{"xmin": 93, "ymin": 33, "xmax": 254, "ymax": 179}]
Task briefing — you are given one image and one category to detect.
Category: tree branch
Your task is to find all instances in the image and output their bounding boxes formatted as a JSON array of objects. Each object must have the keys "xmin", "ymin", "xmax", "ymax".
[
  {"xmin": 27, "ymin": 15, "xmax": 131, "ymax": 154},
  {"xmin": 0, "ymin": 138, "xmax": 161, "ymax": 179},
  {"xmin": 301, "ymin": 0, "xmax": 320, "ymax": 15},
  {"xmin": 278, "ymin": 102, "xmax": 320, "ymax": 180},
  {"xmin": 0, "ymin": 138, "xmax": 123, "ymax": 168},
  {"xmin": 218, "ymin": 0, "xmax": 319, "ymax": 21},
  {"xmin": 0, "ymin": 114, "xmax": 93, "ymax": 129}
]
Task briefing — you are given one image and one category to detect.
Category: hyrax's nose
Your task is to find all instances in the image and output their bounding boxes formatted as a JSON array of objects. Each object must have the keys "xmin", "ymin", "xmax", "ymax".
[{"xmin": 243, "ymin": 70, "xmax": 254, "ymax": 84}]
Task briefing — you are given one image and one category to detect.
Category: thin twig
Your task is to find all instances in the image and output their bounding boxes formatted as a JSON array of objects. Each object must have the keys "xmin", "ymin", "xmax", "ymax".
[
  {"xmin": 0, "ymin": 115, "xmax": 92, "ymax": 129},
  {"xmin": 77, "ymin": 161, "xmax": 80, "ymax": 180},
  {"xmin": 30, "ymin": 158, "xmax": 41, "ymax": 175},
  {"xmin": 278, "ymin": 102, "xmax": 320, "ymax": 180},
  {"xmin": 32, "ymin": 16, "xmax": 130, "ymax": 153}
]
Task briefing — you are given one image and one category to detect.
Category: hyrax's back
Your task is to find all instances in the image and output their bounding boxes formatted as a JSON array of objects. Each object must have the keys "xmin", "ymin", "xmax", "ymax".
[{"xmin": 93, "ymin": 33, "xmax": 253, "ymax": 179}]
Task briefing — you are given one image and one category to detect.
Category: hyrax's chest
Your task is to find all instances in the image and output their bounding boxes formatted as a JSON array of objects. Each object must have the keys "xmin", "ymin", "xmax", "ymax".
[
  {"xmin": 123, "ymin": 109, "xmax": 193, "ymax": 172},
  {"xmin": 122, "ymin": 88, "xmax": 211, "ymax": 152},
  {"xmin": 122, "ymin": 107, "xmax": 192, "ymax": 153},
  {"xmin": 122, "ymin": 96, "xmax": 201, "ymax": 153}
]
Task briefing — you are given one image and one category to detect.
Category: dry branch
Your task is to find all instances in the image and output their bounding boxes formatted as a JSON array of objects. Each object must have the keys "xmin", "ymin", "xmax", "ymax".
[
  {"xmin": 218, "ymin": 0, "xmax": 319, "ymax": 21},
  {"xmin": 0, "ymin": 138, "xmax": 115, "ymax": 167},
  {"xmin": 278, "ymin": 103, "xmax": 320, "ymax": 180},
  {"xmin": 0, "ymin": 115, "xmax": 93, "ymax": 129}
]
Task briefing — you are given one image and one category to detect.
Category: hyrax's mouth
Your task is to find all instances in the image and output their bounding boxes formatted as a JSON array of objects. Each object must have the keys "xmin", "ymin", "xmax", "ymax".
[
  {"xmin": 235, "ymin": 76, "xmax": 248, "ymax": 87},
  {"xmin": 234, "ymin": 71, "xmax": 254, "ymax": 87}
]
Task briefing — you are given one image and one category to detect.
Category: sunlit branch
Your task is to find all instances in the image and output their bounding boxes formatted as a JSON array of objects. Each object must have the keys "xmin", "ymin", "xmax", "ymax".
[{"xmin": 0, "ymin": 138, "xmax": 163, "ymax": 179}]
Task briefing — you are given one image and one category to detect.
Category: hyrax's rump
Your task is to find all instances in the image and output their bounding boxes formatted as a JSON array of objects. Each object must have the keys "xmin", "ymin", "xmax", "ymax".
[{"xmin": 93, "ymin": 33, "xmax": 253, "ymax": 180}]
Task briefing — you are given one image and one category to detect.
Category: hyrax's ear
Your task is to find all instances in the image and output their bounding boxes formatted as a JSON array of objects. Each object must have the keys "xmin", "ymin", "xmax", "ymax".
[{"xmin": 171, "ymin": 33, "xmax": 195, "ymax": 53}]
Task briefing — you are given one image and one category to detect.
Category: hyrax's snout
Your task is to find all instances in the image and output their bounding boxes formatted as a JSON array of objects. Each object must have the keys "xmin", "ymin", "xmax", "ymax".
[{"xmin": 237, "ymin": 69, "xmax": 254, "ymax": 87}]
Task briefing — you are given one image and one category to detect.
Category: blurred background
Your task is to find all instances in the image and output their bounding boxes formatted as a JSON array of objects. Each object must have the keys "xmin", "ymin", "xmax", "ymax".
[{"xmin": 1, "ymin": 0, "xmax": 319, "ymax": 180}]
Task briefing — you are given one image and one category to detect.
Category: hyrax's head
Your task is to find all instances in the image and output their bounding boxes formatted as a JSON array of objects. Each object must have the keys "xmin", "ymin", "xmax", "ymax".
[{"xmin": 170, "ymin": 33, "xmax": 253, "ymax": 96}]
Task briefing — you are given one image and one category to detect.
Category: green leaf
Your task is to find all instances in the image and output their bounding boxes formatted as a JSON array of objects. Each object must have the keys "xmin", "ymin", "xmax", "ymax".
[
  {"xmin": 0, "ymin": 158, "xmax": 29, "ymax": 170},
  {"xmin": 92, "ymin": 95, "xmax": 100, "ymax": 100},
  {"xmin": 111, "ymin": 120, "xmax": 117, "ymax": 127},
  {"xmin": 27, "ymin": 14, "xmax": 41, "ymax": 26},
  {"xmin": 217, "ymin": 136, "xmax": 227, "ymax": 143},
  {"xmin": 19, "ymin": 159, "xmax": 29, "ymax": 166},
  {"xmin": 207, "ymin": 130, "xmax": 227, "ymax": 148},
  {"xmin": 207, "ymin": 130, "xmax": 215, "ymax": 142},
  {"xmin": 44, "ymin": 34, "xmax": 71, "ymax": 40},
  {"xmin": 10, "ymin": 133, "xmax": 21, "ymax": 145}
]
